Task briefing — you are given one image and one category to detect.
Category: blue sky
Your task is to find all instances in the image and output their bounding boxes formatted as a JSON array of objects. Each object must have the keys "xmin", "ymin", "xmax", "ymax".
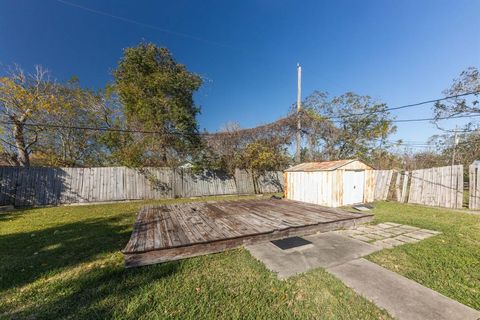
[{"xmin": 1, "ymin": 0, "xmax": 479, "ymax": 148}]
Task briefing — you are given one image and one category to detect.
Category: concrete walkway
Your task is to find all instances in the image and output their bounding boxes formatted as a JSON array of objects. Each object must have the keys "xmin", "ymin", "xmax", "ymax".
[
  {"xmin": 246, "ymin": 227, "xmax": 480, "ymax": 320},
  {"xmin": 247, "ymin": 232, "xmax": 379, "ymax": 279},
  {"xmin": 328, "ymin": 258, "xmax": 480, "ymax": 320}
]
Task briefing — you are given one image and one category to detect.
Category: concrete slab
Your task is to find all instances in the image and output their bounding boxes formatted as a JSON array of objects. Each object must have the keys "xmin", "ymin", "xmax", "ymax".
[
  {"xmin": 420, "ymin": 228, "xmax": 441, "ymax": 235},
  {"xmin": 399, "ymin": 225, "xmax": 421, "ymax": 231},
  {"xmin": 338, "ymin": 229, "xmax": 364, "ymax": 236},
  {"xmin": 376, "ymin": 223, "xmax": 394, "ymax": 229},
  {"xmin": 246, "ymin": 232, "xmax": 380, "ymax": 279},
  {"xmin": 327, "ymin": 258, "xmax": 480, "ymax": 320},
  {"xmin": 387, "ymin": 227, "xmax": 407, "ymax": 235},
  {"xmin": 351, "ymin": 234, "xmax": 373, "ymax": 242},
  {"xmin": 394, "ymin": 235, "xmax": 419, "ymax": 244},
  {"xmin": 370, "ymin": 230, "xmax": 392, "ymax": 238},
  {"xmin": 384, "ymin": 222, "xmax": 402, "ymax": 227},
  {"xmin": 363, "ymin": 233, "xmax": 385, "ymax": 240},
  {"xmin": 372, "ymin": 238, "xmax": 405, "ymax": 249},
  {"xmin": 405, "ymin": 231, "xmax": 435, "ymax": 240},
  {"xmin": 356, "ymin": 225, "xmax": 378, "ymax": 232}
]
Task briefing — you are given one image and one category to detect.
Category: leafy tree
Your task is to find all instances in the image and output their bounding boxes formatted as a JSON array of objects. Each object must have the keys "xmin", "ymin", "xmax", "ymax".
[
  {"xmin": 428, "ymin": 132, "xmax": 480, "ymax": 167},
  {"xmin": 32, "ymin": 78, "xmax": 117, "ymax": 167},
  {"xmin": 434, "ymin": 67, "xmax": 480, "ymax": 130},
  {"xmin": 242, "ymin": 140, "xmax": 290, "ymax": 172},
  {"xmin": 113, "ymin": 42, "xmax": 202, "ymax": 167},
  {"xmin": 241, "ymin": 139, "xmax": 290, "ymax": 193},
  {"xmin": 200, "ymin": 121, "xmax": 292, "ymax": 174},
  {"xmin": 0, "ymin": 65, "xmax": 59, "ymax": 166},
  {"xmin": 302, "ymin": 91, "xmax": 396, "ymax": 163}
]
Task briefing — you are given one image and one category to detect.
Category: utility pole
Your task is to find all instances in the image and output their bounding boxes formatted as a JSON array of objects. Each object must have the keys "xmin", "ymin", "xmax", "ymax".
[
  {"xmin": 451, "ymin": 126, "xmax": 459, "ymax": 166},
  {"xmin": 295, "ymin": 63, "xmax": 302, "ymax": 163}
]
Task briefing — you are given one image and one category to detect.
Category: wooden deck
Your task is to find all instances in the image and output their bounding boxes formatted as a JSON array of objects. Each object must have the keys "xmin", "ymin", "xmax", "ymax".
[{"xmin": 123, "ymin": 199, "xmax": 373, "ymax": 267}]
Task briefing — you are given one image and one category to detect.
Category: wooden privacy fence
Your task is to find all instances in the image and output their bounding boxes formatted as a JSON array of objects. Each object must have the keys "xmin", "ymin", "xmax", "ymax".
[
  {"xmin": 0, "ymin": 166, "xmax": 284, "ymax": 207},
  {"xmin": 408, "ymin": 165, "xmax": 463, "ymax": 209},
  {"xmin": 469, "ymin": 164, "xmax": 480, "ymax": 209},
  {"xmin": 394, "ymin": 171, "xmax": 409, "ymax": 203},
  {"xmin": 373, "ymin": 170, "xmax": 393, "ymax": 201}
]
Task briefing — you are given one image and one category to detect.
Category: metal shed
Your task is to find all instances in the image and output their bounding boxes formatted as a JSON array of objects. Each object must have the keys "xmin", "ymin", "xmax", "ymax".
[{"xmin": 284, "ymin": 159, "xmax": 375, "ymax": 207}]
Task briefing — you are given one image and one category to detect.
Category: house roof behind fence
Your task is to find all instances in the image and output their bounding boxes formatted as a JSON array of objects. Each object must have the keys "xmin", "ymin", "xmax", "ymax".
[{"xmin": 285, "ymin": 159, "xmax": 369, "ymax": 172}]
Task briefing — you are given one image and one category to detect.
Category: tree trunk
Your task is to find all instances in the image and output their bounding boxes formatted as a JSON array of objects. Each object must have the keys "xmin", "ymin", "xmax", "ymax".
[{"xmin": 13, "ymin": 121, "xmax": 30, "ymax": 166}]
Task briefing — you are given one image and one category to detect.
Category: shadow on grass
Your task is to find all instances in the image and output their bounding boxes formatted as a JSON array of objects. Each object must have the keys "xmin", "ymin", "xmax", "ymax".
[
  {"xmin": 0, "ymin": 214, "xmax": 173, "ymax": 291},
  {"xmin": 6, "ymin": 259, "xmax": 180, "ymax": 319},
  {"xmin": 0, "ymin": 211, "xmax": 184, "ymax": 319},
  {"xmin": 0, "ymin": 210, "xmax": 29, "ymax": 222}
]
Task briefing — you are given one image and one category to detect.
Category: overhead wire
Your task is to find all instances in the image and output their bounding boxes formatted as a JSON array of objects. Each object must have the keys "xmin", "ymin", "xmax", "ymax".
[
  {"xmin": 54, "ymin": 0, "xmax": 231, "ymax": 48},
  {"xmin": 0, "ymin": 92, "xmax": 478, "ymax": 136}
]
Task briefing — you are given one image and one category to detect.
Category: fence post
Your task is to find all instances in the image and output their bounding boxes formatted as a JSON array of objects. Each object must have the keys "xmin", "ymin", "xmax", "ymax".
[
  {"xmin": 469, "ymin": 164, "xmax": 477, "ymax": 209},
  {"xmin": 394, "ymin": 171, "xmax": 401, "ymax": 201},
  {"xmin": 401, "ymin": 171, "xmax": 409, "ymax": 203}
]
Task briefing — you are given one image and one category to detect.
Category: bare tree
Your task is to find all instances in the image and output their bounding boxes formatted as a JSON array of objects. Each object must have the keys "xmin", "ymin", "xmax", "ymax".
[{"xmin": 0, "ymin": 65, "xmax": 57, "ymax": 166}]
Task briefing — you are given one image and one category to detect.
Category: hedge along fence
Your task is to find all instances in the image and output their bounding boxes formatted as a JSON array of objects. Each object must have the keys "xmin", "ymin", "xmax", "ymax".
[{"xmin": 0, "ymin": 166, "xmax": 284, "ymax": 207}]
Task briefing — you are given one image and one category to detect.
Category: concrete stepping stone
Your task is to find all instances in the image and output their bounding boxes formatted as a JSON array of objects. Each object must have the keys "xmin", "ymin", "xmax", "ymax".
[
  {"xmin": 387, "ymin": 227, "xmax": 407, "ymax": 235},
  {"xmin": 373, "ymin": 237, "xmax": 404, "ymax": 249},
  {"xmin": 399, "ymin": 225, "xmax": 420, "ymax": 231},
  {"xmin": 405, "ymin": 231, "xmax": 435, "ymax": 240},
  {"xmin": 420, "ymin": 228, "xmax": 441, "ymax": 235},
  {"xmin": 351, "ymin": 234, "xmax": 374, "ymax": 242},
  {"xmin": 327, "ymin": 258, "xmax": 480, "ymax": 320},
  {"xmin": 376, "ymin": 223, "xmax": 394, "ymax": 229},
  {"xmin": 394, "ymin": 235, "xmax": 419, "ymax": 244},
  {"xmin": 371, "ymin": 230, "xmax": 393, "ymax": 238},
  {"xmin": 384, "ymin": 222, "xmax": 402, "ymax": 227},
  {"xmin": 340, "ymin": 223, "xmax": 441, "ymax": 249}
]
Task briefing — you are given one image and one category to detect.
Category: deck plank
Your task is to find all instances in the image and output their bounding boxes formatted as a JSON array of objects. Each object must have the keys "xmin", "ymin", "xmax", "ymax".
[
  {"xmin": 123, "ymin": 198, "xmax": 374, "ymax": 266},
  {"xmin": 145, "ymin": 207, "xmax": 156, "ymax": 251}
]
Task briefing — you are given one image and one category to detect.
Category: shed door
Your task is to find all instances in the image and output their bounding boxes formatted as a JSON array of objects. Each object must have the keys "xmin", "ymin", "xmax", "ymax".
[{"xmin": 343, "ymin": 170, "xmax": 365, "ymax": 205}]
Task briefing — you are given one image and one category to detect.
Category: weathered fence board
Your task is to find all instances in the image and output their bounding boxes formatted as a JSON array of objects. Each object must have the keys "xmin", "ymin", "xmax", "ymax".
[
  {"xmin": 256, "ymin": 171, "xmax": 284, "ymax": 194},
  {"xmin": 469, "ymin": 164, "xmax": 480, "ymax": 210},
  {"xmin": 408, "ymin": 165, "xmax": 463, "ymax": 209},
  {"xmin": 0, "ymin": 166, "xmax": 284, "ymax": 206},
  {"xmin": 394, "ymin": 171, "xmax": 409, "ymax": 203},
  {"xmin": 373, "ymin": 170, "xmax": 393, "ymax": 201},
  {"xmin": 177, "ymin": 169, "xmax": 237, "ymax": 198},
  {"xmin": 234, "ymin": 169, "xmax": 256, "ymax": 194}
]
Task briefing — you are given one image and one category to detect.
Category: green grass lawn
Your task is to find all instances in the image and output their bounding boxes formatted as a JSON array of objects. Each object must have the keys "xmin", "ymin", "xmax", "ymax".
[
  {"xmin": 368, "ymin": 202, "xmax": 480, "ymax": 310},
  {"xmin": 0, "ymin": 195, "xmax": 390, "ymax": 320},
  {"xmin": 1, "ymin": 197, "xmax": 478, "ymax": 319}
]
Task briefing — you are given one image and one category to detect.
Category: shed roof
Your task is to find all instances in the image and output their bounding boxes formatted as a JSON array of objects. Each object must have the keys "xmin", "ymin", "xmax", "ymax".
[{"xmin": 285, "ymin": 159, "xmax": 370, "ymax": 172}]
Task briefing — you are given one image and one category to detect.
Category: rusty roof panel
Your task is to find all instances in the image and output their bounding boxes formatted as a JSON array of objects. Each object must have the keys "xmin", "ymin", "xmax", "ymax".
[{"xmin": 285, "ymin": 159, "xmax": 359, "ymax": 172}]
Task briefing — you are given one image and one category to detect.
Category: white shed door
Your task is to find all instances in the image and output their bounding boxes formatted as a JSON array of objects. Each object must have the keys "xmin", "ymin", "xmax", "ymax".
[{"xmin": 343, "ymin": 171, "xmax": 365, "ymax": 205}]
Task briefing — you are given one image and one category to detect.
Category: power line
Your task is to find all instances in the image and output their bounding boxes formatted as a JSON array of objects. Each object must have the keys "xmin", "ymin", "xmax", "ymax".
[
  {"xmin": 325, "ymin": 91, "xmax": 480, "ymax": 120},
  {"xmin": 2, "ymin": 113, "xmax": 480, "ymax": 136},
  {"xmin": 1, "ymin": 93, "xmax": 479, "ymax": 135},
  {"xmin": 391, "ymin": 113, "xmax": 480, "ymax": 123},
  {"xmin": 54, "ymin": 0, "xmax": 231, "ymax": 48}
]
